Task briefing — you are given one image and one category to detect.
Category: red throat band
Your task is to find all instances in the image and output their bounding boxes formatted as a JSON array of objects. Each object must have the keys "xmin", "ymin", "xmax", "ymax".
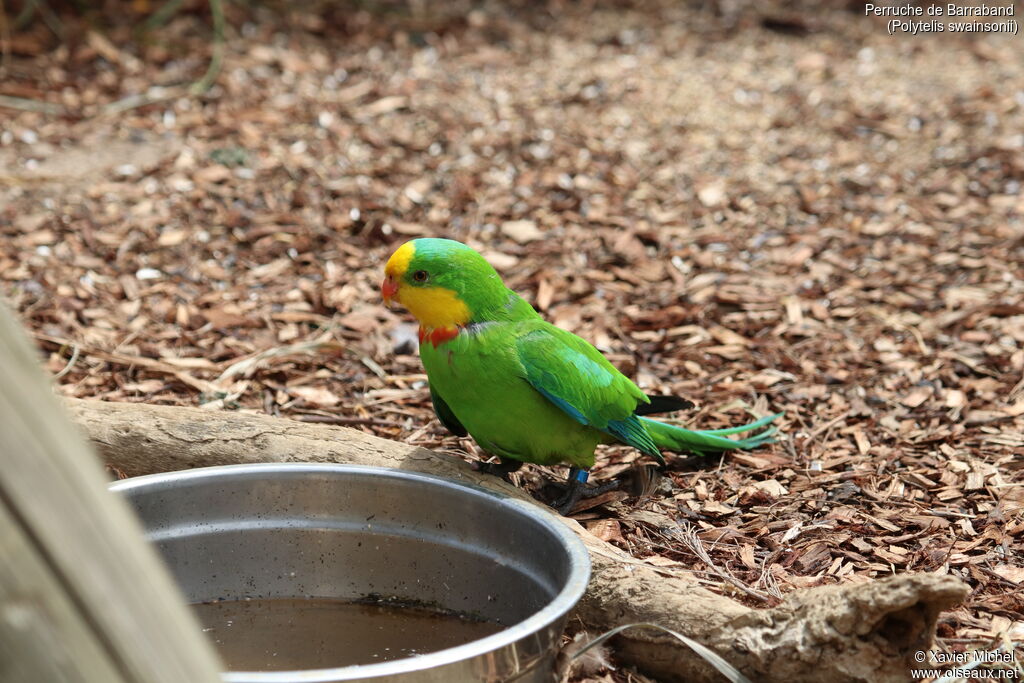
[{"xmin": 418, "ymin": 326, "xmax": 460, "ymax": 347}]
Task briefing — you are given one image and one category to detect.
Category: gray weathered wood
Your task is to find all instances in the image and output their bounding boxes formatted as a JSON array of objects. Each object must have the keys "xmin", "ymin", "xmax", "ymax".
[{"xmin": 0, "ymin": 301, "xmax": 223, "ymax": 683}]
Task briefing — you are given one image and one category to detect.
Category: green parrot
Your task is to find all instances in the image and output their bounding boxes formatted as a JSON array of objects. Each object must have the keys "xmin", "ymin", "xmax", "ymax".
[{"xmin": 381, "ymin": 238, "xmax": 781, "ymax": 513}]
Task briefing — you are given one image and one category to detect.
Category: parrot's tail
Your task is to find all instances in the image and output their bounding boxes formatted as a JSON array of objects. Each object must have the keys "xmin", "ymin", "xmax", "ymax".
[{"xmin": 641, "ymin": 412, "xmax": 782, "ymax": 455}]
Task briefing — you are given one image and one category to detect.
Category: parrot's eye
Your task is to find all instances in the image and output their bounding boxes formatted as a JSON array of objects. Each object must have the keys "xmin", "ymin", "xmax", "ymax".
[{"xmin": 412, "ymin": 270, "xmax": 429, "ymax": 283}]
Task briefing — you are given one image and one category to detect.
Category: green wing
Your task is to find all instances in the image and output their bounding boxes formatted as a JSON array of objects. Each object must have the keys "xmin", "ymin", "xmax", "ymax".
[
  {"xmin": 429, "ymin": 383, "xmax": 467, "ymax": 437},
  {"xmin": 514, "ymin": 324, "xmax": 663, "ymax": 462}
]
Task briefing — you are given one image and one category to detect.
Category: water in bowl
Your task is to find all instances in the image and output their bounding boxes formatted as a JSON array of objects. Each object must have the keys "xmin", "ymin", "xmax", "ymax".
[{"xmin": 192, "ymin": 597, "xmax": 504, "ymax": 671}]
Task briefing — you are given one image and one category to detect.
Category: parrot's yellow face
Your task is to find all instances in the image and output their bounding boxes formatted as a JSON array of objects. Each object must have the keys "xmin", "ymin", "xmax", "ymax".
[{"xmin": 382, "ymin": 241, "xmax": 471, "ymax": 330}]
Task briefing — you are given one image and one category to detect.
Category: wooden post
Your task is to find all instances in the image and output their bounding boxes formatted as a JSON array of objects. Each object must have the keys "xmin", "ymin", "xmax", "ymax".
[{"xmin": 0, "ymin": 301, "xmax": 223, "ymax": 683}]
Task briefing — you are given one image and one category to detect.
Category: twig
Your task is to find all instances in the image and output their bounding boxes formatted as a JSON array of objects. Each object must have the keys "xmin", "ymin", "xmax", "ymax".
[
  {"xmin": 295, "ymin": 414, "xmax": 402, "ymax": 428},
  {"xmin": 755, "ymin": 555, "xmax": 784, "ymax": 599},
  {"xmin": 0, "ymin": 0, "xmax": 9, "ymax": 76},
  {"xmin": 190, "ymin": 0, "xmax": 225, "ymax": 95},
  {"xmin": 12, "ymin": 0, "xmax": 34, "ymax": 30},
  {"xmin": 677, "ymin": 525, "xmax": 772, "ymax": 603},
  {"xmin": 0, "ymin": 94, "xmax": 65, "ymax": 115},
  {"xmin": 806, "ymin": 409, "xmax": 850, "ymax": 440},
  {"xmin": 1009, "ymin": 371, "xmax": 1024, "ymax": 402},
  {"xmin": 52, "ymin": 343, "xmax": 80, "ymax": 380},
  {"xmin": 31, "ymin": 0, "xmax": 63, "ymax": 40},
  {"xmin": 215, "ymin": 337, "xmax": 344, "ymax": 386},
  {"xmin": 565, "ymin": 622, "xmax": 752, "ymax": 683},
  {"xmin": 360, "ymin": 355, "xmax": 387, "ymax": 379},
  {"xmin": 871, "ymin": 310, "xmax": 931, "ymax": 356},
  {"xmin": 101, "ymin": 86, "xmax": 187, "ymax": 116},
  {"xmin": 7, "ymin": 0, "xmax": 227, "ymax": 119},
  {"xmin": 34, "ymin": 332, "xmax": 217, "ymax": 394},
  {"xmin": 141, "ymin": 0, "xmax": 187, "ymax": 33}
]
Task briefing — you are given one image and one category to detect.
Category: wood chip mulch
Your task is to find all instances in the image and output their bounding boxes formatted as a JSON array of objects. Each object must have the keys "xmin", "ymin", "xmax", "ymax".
[{"xmin": 1, "ymin": 1, "xmax": 1021, "ymax": 679}]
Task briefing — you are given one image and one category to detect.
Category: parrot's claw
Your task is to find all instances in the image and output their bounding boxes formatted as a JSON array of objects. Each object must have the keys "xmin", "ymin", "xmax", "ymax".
[
  {"xmin": 552, "ymin": 467, "xmax": 621, "ymax": 515},
  {"xmin": 472, "ymin": 457, "xmax": 523, "ymax": 483}
]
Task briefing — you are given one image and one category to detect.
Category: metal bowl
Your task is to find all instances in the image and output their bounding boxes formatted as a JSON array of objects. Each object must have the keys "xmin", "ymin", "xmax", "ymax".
[{"xmin": 110, "ymin": 463, "xmax": 590, "ymax": 683}]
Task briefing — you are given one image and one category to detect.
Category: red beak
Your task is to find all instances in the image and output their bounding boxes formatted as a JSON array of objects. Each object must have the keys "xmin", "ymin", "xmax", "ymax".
[{"xmin": 381, "ymin": 276, "xmax": 399, "ymax": 304}]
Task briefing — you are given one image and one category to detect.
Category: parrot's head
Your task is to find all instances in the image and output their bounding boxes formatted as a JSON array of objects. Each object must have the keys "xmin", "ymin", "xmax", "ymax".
[{"xmin": 382, "ymin": 238, "xmax": 506, "ymax": 329}]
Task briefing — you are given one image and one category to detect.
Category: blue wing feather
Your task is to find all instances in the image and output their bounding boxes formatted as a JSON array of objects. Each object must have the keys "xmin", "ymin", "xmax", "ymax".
[
  {"xmin": 514, "ymin": 324, "xmax": 664, "ymax": 462},
  {"xmin": 531, "ymin": 384, "xmax": 591, "ymax": 425}
]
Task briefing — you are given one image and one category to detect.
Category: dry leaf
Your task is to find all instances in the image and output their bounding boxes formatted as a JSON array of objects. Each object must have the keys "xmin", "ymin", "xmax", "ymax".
[
  {"xmin": 697, "ymin": 181, "xmax": 727, "ymax": 208},
  {"xmin": 358, "ymin": 96, "xmax": 407, "ymax": 116},
  {"xmin": 482, "ymin": 250, "xmax": 519, "ymax": 270},
  {"xmin": 194, "ymin": 165, "xmax": 232, "ymax": 184},
  {"xmin": 586, "ymin": 519, "xmax": 625, "ymax": 544},
  {"xmin": 289, "ymin": 386, "xmax": 340, "ymax": 407},
  {"xmin": 702, "ymin": 500, "xmax": 737, "ymax": 516},
  {"xmin": 902, "ymin": 387, "xmax": 932, "ymax": 408},
  {"xmin": 501, "ymin": 220, "xmax": 544, "ymax": 243}
]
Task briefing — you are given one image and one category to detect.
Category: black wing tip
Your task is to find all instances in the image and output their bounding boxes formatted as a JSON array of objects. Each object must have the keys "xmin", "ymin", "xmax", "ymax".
[
  {"xmin": 635, "ymin": 395, "xmax": 695, "ymax": 416},
  {"xmin": 429, "ymin": 385, "xmax": 469, "ymax": 436}
]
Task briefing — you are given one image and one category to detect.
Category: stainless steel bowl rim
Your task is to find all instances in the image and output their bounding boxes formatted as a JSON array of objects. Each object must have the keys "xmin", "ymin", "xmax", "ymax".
[{"xmin": 111, "ymin": 463, "xmax": 591, "ymax": 682}]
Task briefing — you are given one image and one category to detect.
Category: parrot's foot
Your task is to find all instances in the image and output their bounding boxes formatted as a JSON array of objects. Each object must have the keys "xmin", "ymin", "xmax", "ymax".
[
  {"xmin": 553, "ymin": 467, "xmax": 621, "ymax": 515},
  {"xmin": 472, "ymin": 457, "xmax": 523, "ymax": 483}
]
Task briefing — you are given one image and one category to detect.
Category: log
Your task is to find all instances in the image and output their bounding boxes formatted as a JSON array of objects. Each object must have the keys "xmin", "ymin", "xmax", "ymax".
[
  {"xmin": 0, "ymin": 305, "xmax": 222, "ymax": 683},
  {"xmin": 68, "ymin": 398, "xmax": 969, "ymax": 683}
]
